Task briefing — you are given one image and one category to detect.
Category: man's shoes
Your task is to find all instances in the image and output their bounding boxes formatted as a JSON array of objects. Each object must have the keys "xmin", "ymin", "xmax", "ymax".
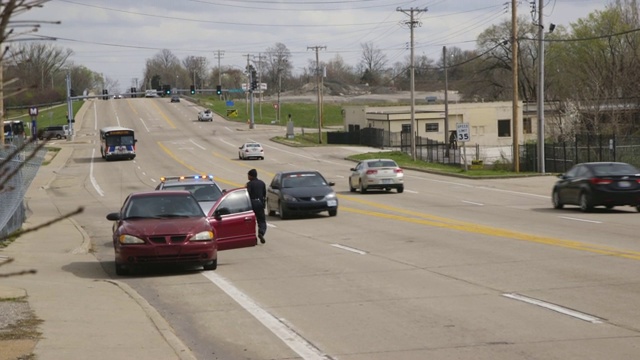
[{"xmin": 258, "ymin": 233, "xmax": 266, "ymax": 244}]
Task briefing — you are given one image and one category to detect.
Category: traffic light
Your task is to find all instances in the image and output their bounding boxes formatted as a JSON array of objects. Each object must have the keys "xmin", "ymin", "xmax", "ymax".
[
  {"xmin": 70, "ymin": 89, "xmax": 76, "ymax": 97},
  {"xmin": 131, "ymin": 87, "xmax": 137, "ymax": 98},
  {"xmin": 216, "ymin": 85, "xmax": 222, "ymax": 95},
  {"xmin": 250, "ymin": 70, "xmax": 258, "ymax": 91},
  {"xmin": 190, "ymin": 85, "xmax": 195, "ymax": 95},
  {"xmin": 102, "ymin": 89, "xmax": 108, "ymax": 100}
]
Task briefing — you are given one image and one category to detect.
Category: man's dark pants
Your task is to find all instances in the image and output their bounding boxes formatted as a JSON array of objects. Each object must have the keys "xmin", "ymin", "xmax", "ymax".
[{"xmin": 251, "ymin": 199, "xmax": 267, "ymax": 237}]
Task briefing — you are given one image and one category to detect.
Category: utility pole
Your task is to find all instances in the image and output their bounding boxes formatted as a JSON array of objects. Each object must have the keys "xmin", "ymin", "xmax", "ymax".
[
  {"xmin": 66, "ymin": 71, "xmax": 74, "ymax": 140},
  {"xmin": 247, "ymin": 54, "xmax": 255, "ymax": 129},
  {"xmin": 308, "ymin": 46, "xmax": 326, "ymax": 144},
  {"xmin": 215, "ymin": 50, "xmax": 224, "ymax": 97},
  {"xmin": 443, "ymin": 46, "xmax": 450, "ymax": 153},
  {"xmin": 537, "ymin": 0, "xmax": 546, "ymax": 174},
  {"xmin": 397, "ymin": 7, "xmax": 427, "ymax": 161},
  {"xmin": 512, "ymin": 0, "xmax": 520, "ymax": 173}
]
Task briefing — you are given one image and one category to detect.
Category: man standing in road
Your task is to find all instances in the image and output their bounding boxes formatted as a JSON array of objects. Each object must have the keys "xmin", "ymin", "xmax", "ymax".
[{"xmin": 246, "ymin": 169, "xmax": 267, "ymax": 244}]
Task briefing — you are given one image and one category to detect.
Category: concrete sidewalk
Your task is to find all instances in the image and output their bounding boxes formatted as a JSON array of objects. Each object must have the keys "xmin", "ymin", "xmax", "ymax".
[{"xmin": 0, "ymin": 105, "xmax": 196, "ymax": 359}]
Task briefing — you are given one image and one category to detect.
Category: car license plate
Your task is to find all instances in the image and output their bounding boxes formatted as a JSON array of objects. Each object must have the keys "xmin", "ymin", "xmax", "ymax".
[
  {"xmin": 382, "ymin": 179, "xmax": 392, "ymax": 184},
  {"xmin": 618, "ymin": 181, "xmax": 631, "ymax": 188},
  {"xmin": 327, "ymin": 200, "xmax": 337, "ymax": 207}
]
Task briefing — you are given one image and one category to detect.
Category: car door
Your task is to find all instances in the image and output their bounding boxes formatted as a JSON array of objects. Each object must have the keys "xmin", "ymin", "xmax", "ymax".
[
  {"xmin": 206, "ymin": 188, "xmax": 256, "ymax": 251},
  {"xmin": 350, "ymin": 162, "xmax": 364, "ymax": 188},
  {"xmin": 266, "ymin": 173, "xmax": 283, "ymax": 211},
  {"xmin": 564, "ymin": 165, "xmax": 587, "ymax": 203}
]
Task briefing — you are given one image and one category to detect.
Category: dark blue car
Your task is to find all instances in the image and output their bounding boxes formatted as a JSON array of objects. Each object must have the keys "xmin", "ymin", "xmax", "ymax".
[{"xmin": 266, "ymin": 170, "xmax": 338, "ymax": 219}]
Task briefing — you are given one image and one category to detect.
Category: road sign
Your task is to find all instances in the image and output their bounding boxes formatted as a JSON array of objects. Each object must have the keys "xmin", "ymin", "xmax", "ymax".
[
  {"xmin": 273, "ymin": 103, "xmax": 278, "ymax": 109},
  {"xmin": 456, "ymin": 122, "xmax": 470, "ymax": 142},
  {"xmin": 228, "ymin": 88, "xmax": 245, "ymax": 93},
  {"xmin": 29, "ymin": 107, "xmax": 38, "ymax": 116}
]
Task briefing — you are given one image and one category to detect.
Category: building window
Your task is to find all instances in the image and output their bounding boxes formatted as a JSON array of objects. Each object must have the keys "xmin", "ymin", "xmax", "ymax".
[
  {"xmin": 498, "ymin": 119, "xmax": 511, "ymax": 137},
  {"xmin": 523, "ymin": 117, "xmax": 532, "ymax": 134},
  {"xmin": 425, "ymin": 123, "xmax": 438, "ymax": 132},
  {"xmin": 401, "ymin": 124, "xmax": 411, "ymax": 133}
]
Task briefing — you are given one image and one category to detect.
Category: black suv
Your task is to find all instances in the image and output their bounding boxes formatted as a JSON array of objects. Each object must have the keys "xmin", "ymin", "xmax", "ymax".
[{"xmin": 155, "ymin": 175, "xmax": 225, "ymax": 214}]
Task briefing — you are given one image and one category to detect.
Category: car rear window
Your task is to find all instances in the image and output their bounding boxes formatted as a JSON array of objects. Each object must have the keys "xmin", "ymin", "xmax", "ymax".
[
  {"xmin": 247, "ymin": 143, "xmax": 260, "ymax": 148},
  {"xmin": 367, "ymin": 160, "xmax": 398, "ymax": 168},
  {"xmin": 592, "ymin": 163, "xmax": 640, "ymax": 176}
]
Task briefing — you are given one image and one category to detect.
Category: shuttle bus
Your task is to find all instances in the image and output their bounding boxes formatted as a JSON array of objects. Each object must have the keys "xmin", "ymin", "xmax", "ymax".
[
  {"xmin": 99, "ymin": 126, "xmax": 136, "ymax": 161},
  {"xmin": 3, "ymin": 120, "xmax": 26, "ymax": 143}
]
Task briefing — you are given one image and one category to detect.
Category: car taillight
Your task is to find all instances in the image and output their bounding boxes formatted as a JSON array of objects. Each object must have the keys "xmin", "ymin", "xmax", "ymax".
[
  {"xmin": 590, "ymin": 178, "xmax": 613, "ymax": 185},
  {"xmin": 245, "ymin": 149, "xmax": 249, "ymax": 152},
  {"xmin": 366, "ymin": 170, "xmax": 378, "ymax": 175},
  {"xmin": 394, "ymin": 168, "xmax": 403, "ymax": 173}
]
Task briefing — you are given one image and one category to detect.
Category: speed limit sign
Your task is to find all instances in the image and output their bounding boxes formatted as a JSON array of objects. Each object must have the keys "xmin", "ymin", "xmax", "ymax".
[{"xmin": 456, "ymin": 122, "xmax": 470, "ymax": 142}]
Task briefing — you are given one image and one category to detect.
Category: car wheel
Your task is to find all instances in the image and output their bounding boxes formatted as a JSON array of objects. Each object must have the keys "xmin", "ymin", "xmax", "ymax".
[
  {"xmin": 397, "ymin": 186, "xmax": 404, "ymax": 193},
  {"xmin": 115, "ymin": 263, "xmax": 128, "ymax": 276},
  {"xmin": 203, "ymin": 259, "xmax": 217, "ymax": 271},
  {"xmin": 349, "ymin": 180, "xmax": 356, "ymax": 193},
  {"xmin": 238, "ymin": 153, "xmax": 242, "ymax": 160},
  {"xmin": 328, "ymin": 208, "xmax": 338, "ymax": 216},
  {"xmin": 56, "ymin": 134, "xmax": 62, "ymax": 139},
  {"xmin": 359, "ymin": 181, "xmax": 367, "ymax": 194},
  {"xmin": 279, "ymin": 201, "xmax": 289, "ymax": 220},
  {"xmin": 552, "ymin": 190, "xmax": 563, "ymax": 209},
  {"xmin": 605, "ymin": 205, "xmax": 614, "ymax": 210},
  {"xmin": 636, "ymin": 205, "xmax": 640, "ymax": 212},
  {"xmin": 260, "ymin": 157, "xmax": 264, "ymax": 160},
  {"xmin": 266, "ymin": 199, "xmax": 276, "ymax": 216},
  {"xmin": 579, "ymin": 192, "xmax": 594, "ymax": 212}
]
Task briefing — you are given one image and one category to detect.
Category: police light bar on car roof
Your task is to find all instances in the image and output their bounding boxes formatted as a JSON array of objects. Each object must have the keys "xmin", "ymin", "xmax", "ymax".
[{"xmin": 160, "ymin": 174, "xmax": 214, "ymax": 182}]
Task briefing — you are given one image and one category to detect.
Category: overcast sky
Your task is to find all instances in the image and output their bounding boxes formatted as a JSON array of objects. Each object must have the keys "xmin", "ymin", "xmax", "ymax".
[{"xmin": 17, "ymin": 0, "xmax": 606, "ymax": 92}]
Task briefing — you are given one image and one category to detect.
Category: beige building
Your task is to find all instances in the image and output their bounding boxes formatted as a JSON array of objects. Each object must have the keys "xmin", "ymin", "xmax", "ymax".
[
  {"xmin": 342, "ymin": 101, "xmax": 544, "ymax": 164},
  {"xmin": 342, "ymin": 101, "xmax": 542, "ymax": 145}
]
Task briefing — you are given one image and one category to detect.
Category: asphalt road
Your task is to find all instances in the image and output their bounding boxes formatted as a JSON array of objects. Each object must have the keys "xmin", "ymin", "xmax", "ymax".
[{"xmin": 45, "ymin": 98, "xmax": 640, "ymax": 360}]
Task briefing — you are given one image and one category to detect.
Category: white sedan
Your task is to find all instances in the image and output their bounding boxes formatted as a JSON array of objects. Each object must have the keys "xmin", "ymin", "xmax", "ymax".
[
  {"xmin": 349, "ymin": 159, "xmax": 404, "ymax": 193},
  {"xmin": 198, "ymin": 109, "xmax": 213, "ymax": 122},
  {"xmin": 238, "ymin": 142, "xmax": 264, "ymax": 160}
]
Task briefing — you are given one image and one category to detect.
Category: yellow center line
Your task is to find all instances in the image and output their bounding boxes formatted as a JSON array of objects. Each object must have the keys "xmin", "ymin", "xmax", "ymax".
[
  {"xmin": 161, "ymin": 145, "xmax": 640, "ymax": 261},
  {"xmin": 150, "ymin": 101, "xmax": 176, "ymax": 129},
  {"xmin": 339, "ymin": 206, "xmax": 640, "ymax": 261},
  {"xmin": 125, "ymin": 99, "xmax": 140, "ymax": 117}
]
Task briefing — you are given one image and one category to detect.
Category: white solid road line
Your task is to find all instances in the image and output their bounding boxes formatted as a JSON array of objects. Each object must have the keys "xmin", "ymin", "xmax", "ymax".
[
  {"xmin": 201, "ymin": 272, "xmax": 332, "ymax": 360},
  {"xmin": 503, "ymin": 293, "xmax": 603, "ymax": 324},
  {"xmin": 331, "ymin": 244, "xmax": 367, "ymax": 255},
  {"xmin": 558, "ymin": 216, "xmax": 602, "ymax": 224}
]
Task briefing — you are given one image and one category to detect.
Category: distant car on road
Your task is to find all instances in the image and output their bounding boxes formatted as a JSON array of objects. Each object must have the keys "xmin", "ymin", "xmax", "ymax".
[
  {"xmin": 106, "ymin": 190, "xmax": 217, "ymax": 275},
  {"xmin": 198, "ymin": 109, "xmax": 213, "ymax": 122},
  {"xmin": 238, "ymin": 142, "xmax": 264, "ymax": 160},
  {"xmin": 113, "ymin": 94, "xmax": 123, "ymax": 99},
  {"xmin": 266, "ymin": 170, "xmax": 338, "ymax": 219},
  {"xmin": 552, "ymin": 161, "xmax": 640, "ymax": 212},
  {"xmin": 170, "ymin": 95, "xmax": 180, "ymax": 103},
  {"xmin": 349, "ymin": 159, "xmax": 404, "ymax": 193}
]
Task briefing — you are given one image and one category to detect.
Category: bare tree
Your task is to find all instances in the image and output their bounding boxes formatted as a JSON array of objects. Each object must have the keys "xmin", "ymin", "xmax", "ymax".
[
  {"xmin": 5, "ymin": 42, "xmax": 72, "ymax": 90},
  {"xmin": 264, "ymin": 43, "xmax": 292, "ymax": 94},
  {"xmin": 182, "ymin": 55, "xmax": 208, "ymax": 88},
  {"xmin": 358, "ymin": 42, "xmax": 388, "ymax": 86},
  {"xmin": 142, "ymin": 49, "xmax": 182, "ymax": 89}
]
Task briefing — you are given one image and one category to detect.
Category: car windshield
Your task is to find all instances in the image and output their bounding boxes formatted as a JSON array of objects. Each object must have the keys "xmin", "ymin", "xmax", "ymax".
[
  {"xmin": 282, "ymin": 173, "xmax": 326, "ymax": 188},
  {"xmin": 591, "ymin": 163, "xmax": 640, "ymax": 176},
  {"xmin": 161, "ymin": 184, "xmax": 223, "ymax": 202},
  {"xmin": 367, "ymin": 160, "xmax": 398, "ymax": 168},
  {"xmin": 125, "ymin": 195, "xmax": 204, "ymax": 219}
]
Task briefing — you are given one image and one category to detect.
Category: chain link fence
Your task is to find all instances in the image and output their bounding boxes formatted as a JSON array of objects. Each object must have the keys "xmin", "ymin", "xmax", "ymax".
[{"xmin": 0, "ymin": 141, "xmax": 46, "ymax": 238}]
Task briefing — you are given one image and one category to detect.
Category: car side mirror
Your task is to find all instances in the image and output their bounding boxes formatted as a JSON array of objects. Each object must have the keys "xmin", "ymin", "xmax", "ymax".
[
  {"xmin": 270, "ymin": 184, "xmax": 279, "ymax": 190},
  {"xmin": 350, "ymin": 168, "xmax": 356, "ymax": 171},
  {"xmin": 106, "ymin": 212, "xmax": 120, "ymax": 221},
  {"xmin": 214, "ymin": 207, "xmax": 231, "ymax": 218},
  {"xmin": 557, "ymin": 174, "xmax": 566, "ymax": 179},
  {"xmin": 239, "ymin": 146, "xmax": 242, "ymax": 149},
  {"xmin": 329, "ymin": 182, "xmax": 335, "ymax": 186}
]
